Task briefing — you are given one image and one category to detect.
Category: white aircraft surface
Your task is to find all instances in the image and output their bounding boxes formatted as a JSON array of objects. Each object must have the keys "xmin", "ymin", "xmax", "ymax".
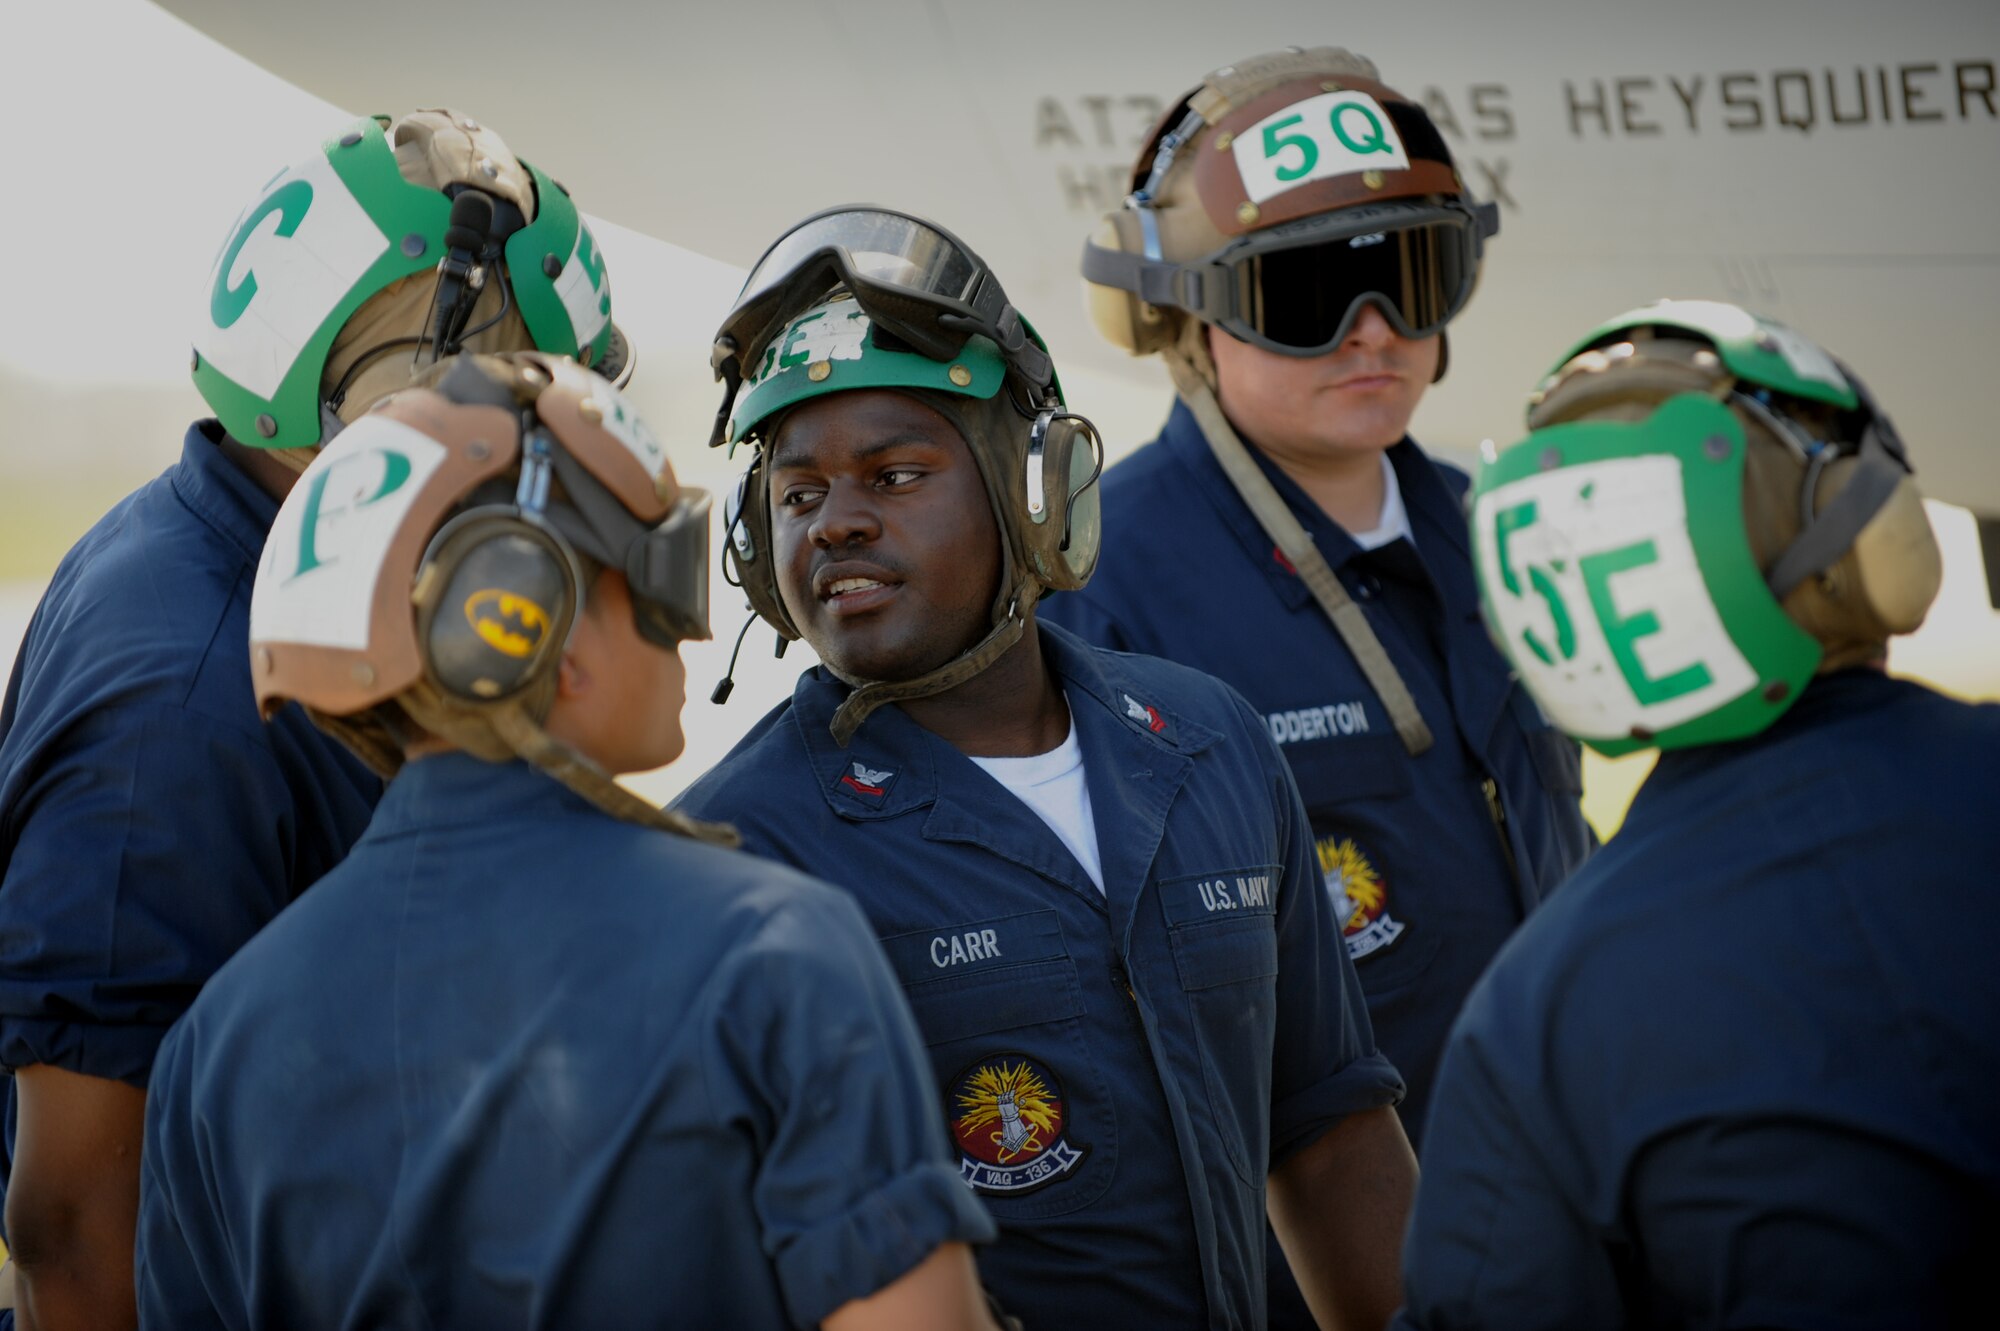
[{"xmin": 0, "ymin": 0, "xmax": 1996, "ymax": 828}]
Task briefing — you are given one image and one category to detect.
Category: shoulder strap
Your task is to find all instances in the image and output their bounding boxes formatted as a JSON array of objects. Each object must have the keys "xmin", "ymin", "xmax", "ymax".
[{"xmin": 1167, "ymin": 359, "xmax": 1433, "ymax": 755}]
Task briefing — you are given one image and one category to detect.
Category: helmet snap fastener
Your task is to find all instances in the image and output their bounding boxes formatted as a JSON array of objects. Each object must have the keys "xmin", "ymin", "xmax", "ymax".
[
  {"xmin": 1236, "ymin": 201, "xmax": 1260, "ymax": 225},
  {"xmin": 577, "ymin": 399, "xmax": 604, "ymax": 424},
  {"xmin": 947, "ymin": 364, "xmax": 972, "ymax": 387},
  {"xmin": 1363, "ymin": 170, "xmax": 1385, "ymax": 190},
  {"xmin": 808, "ymin": 361, "xmax": 833, "ymax": 383},
  {"xmin": 255, "ymin": 413, "xmax": 278, "ymax": 438},
  {"xmin": 1213, "ymin": 131, "xmax": 1234, "ymax": 151}
]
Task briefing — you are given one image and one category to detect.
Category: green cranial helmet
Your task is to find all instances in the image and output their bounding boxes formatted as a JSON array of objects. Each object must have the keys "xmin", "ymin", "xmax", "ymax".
[
  {"xmin": 721, "ymin": 290, "xmax": 1103, "ymax": 745},
  {"xmin": 192, "ymin": 109, "xmax": 629, "ymax": 451},
  {"xmin": 1470, "ymin": 300, "xmax": 1940, "ymax": 756}
]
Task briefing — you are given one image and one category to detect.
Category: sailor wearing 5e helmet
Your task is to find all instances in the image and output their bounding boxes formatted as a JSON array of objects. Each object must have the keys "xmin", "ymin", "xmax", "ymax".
[
  {"xmin": 676, "ymin": 206, "xmax": 1413, "ymax": 1331},
  {"xmin": 1399, "ymin": 302, "xmax": 1999, "ymax": 1329},
  {"xmin": 137, "ymin": 351, "xmax": 1003, "ymax": 1330},
  {"xmin": 0, "ymin": 109, "xmax": 626, "ymax": 1327}
]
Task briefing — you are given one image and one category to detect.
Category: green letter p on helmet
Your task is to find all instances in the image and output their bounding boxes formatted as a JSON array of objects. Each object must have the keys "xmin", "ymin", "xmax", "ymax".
[
  {"xmin": 192, "ymin": 112, "xmax": 622, "ymax": 450},
  {"xmin": 1471, "ymin": 394, "xmax": 1821, "ymax": 756}
]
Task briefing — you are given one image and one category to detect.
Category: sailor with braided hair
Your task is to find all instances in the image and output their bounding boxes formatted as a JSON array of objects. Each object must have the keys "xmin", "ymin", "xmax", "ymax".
[{"xmin": 137, "ymin": 352, "xmax": 1002, "ymax": 1330}]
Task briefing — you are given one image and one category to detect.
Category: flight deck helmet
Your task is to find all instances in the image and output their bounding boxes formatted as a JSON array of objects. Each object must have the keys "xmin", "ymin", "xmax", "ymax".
[
  {"xmin": 249, "ymin": 351, "xmax": 729, "ymax": 842},
  {"xmin": 1469, "ymin": 300, "xmax": 1942, "ymax": 755},
  {"xmin": 192, "ymin": 108, "xmax": 631, "ymax": 456},
  {"xmin": 1080, "ymin": 46, "xmax": 1497, "ymax": 384}
]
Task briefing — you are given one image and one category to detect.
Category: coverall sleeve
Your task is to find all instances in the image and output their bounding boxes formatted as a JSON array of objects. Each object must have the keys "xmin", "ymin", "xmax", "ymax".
[
  {"xmin": 702, "ymin": 886, "xmax": 995, "ymax": 1329},
  {"xmin": 1257, "ymin": 700, "xmax": 1406, "ymax": 1166},
  {"xmin": 133, "ymin": 1021, "xmax": 229, "ymax": 1331},
  {"xmin": 1393, "ymin": 1030, "xmax": 1622, "ymax": 1330},
  {"xmin": 0, "ymin": 703, "xmax": 302, "ymax": 1087},
  {"xmin": 1626, "ymin": 1116, "xmax": 1983, "ymax": 1329}
]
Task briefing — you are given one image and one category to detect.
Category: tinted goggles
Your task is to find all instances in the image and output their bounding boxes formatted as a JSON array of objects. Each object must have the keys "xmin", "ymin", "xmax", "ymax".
[
  {"xmin": 623, "ymin": 490, "xmax": 712, "ymax": 647},
  {"xmin": 709, "ymin": 206, "xmax": 1052, "ymax": 444},
  {"xmin": 1086, "ymin": 198, "xmax": 1496, "ymax": 357}
]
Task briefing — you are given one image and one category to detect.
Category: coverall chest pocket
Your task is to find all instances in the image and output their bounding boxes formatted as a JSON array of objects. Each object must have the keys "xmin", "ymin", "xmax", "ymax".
[
  {"xmin": 1161, "ymin": 869, "xmax": 1282, "ymax": 1187},
  {"xmin": 882, "ymin": 911, "xmax": 1117, "ymax": 1219}
]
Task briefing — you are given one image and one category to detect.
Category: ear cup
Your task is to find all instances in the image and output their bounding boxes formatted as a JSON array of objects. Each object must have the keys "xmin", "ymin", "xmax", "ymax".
[
  {"xmin": 1083, "ymin": 212, "xmax": 1176, "ymax": 356},
  {"xmin": 415, "ymin": 511, "xmax": 579, "ymax": 701},
  {"xmin": 1021, "ymin": 415, "xmax": 1103, "ymax": 591},
  {"xmin": 722, "ymin": 454, "xmax": 802, "ymax": 640},
  {"xmin": 1803, "ymin": 464, "xmax": 1942, "ymax": 640}
]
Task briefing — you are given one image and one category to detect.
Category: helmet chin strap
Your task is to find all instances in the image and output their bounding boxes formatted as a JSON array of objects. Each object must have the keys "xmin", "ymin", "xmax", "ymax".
[{"xmin": 826, "ymin": 586, "xmax": 1035, "ymax": 747}]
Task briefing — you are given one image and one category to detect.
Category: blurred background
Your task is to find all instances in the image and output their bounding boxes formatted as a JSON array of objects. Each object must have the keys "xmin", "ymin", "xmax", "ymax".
[{"xmin": 3, "ymin": 0, "xmax": 1995, "ymax": 834}]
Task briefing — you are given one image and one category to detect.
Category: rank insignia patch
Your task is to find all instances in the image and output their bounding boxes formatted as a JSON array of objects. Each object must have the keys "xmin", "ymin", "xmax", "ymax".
[
  {"xmin": 1317, "ymin": 834, "xmax": 1406, "ymax": 960},
  {"xmin": 1122, "ymin": 692, "xmax": 1168, "ymax": 735},
  {"xmin": 836, "ymin": 761, "xmax": 896, "ymax": 802},
  {"xmin": 948, "ymin": 1053, "xmax": 1088, "ymax": 1195}
]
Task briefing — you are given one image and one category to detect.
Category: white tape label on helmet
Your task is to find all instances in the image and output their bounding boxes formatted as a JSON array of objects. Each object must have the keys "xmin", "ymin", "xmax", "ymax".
[
  {"xmin": 1472, "ymin": 455, "xmax": 1755, "ymax": 742},
  {"xmin": 746, "ymin": 298, "xmax": 871, "ymax": 387},
  {"xmin": 555, "ymin": 221, "xmax": 612, "ymax": 349},
  {"xmin": 253, "ymin": 416, "xmax": 447, "ymax": 652},
  {"xmin": 586, "ymin": 377, "xmax": 666, "ymax": 477},
  {"xmin": 1233, "ymin": 92, "xmax": 1412, "ymax": 207},
  {"xmin": 197, "ymin": 149, "xmax": 392, "ymax": 401}
]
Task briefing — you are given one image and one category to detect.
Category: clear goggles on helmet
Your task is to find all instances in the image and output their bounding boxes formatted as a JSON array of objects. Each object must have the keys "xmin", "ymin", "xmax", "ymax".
[
  {"xmin": 708, "ymin": 206, "xmax": 1053, "ymax": 446},
  {"xmin": 1088, "ymin": 198, "xmax": 1498, "ymax": 357}
]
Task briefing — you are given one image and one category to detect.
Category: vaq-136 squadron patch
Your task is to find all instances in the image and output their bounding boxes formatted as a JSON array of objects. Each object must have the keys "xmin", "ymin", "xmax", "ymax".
[{"xmin": 949, "ymin": 1053, "xmax": 1088, "ymax": 1195}]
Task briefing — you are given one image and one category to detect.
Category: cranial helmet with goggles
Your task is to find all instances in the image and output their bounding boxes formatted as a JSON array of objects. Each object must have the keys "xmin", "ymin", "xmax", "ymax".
[
  {"xmin": 249, "ymin": 351, "xmax": 731, "ymax": 843},
  {"xmin": 1468, "ymin": 299, "xmax": 1942, "ymax": 756},
  {"xmin": 1081, "ymin": 46, "xmax": 1497, "ymax": 381},
  {"xmin": 709, "ymin": 206, "xmax": 1104, "ymax": 745},
  {"xmin": 192, "ymin": 108, "xmax": 632, "ymax": 459}
]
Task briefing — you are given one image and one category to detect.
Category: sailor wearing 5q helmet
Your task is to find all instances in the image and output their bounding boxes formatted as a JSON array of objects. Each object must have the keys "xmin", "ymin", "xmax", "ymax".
[
  {"xmin": 0, "ymin": 109, "xmax": 627, "ymax": 1327},
  {"xmin": 137, "ymin": 351, "xmax": 1003, "ymax": 1330},
  {"xmin": 1047, "ymin": 44, "xmax": 1594, "ymax": 1142},
  {"xmin": 1397, "ymin": 302, "xmax": 1998, "ymax": 1330},
  {"xmin": 676, "ymin": 205, "xmax": 1413, "ymax": 1331}
]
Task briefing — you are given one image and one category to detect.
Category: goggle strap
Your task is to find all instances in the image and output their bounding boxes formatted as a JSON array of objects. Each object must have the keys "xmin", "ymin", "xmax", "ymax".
[{"xmin": 1167, "ymin": 356, "xmax": 1434, "ymax": 756}]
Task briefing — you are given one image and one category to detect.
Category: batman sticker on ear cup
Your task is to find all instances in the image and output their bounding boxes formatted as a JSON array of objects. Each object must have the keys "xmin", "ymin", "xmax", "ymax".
[{"xmin": 417, "ymin": 513, "xmax": 581, "ymax": 702}]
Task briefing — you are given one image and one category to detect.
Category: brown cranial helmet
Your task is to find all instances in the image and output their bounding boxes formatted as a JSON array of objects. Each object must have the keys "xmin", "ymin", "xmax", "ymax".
[
  {"xmin": 249, "ymin": 351, "xmax": 731, "ymax": 842},
  {"xmin": 1080, "ymin": 47, "xmax": 1495, "ymax": 384}
]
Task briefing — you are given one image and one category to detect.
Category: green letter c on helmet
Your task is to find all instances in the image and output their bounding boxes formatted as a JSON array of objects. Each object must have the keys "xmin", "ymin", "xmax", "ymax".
[{"xmin": 211, "ymin": 180, "xmax": 315, "ymax": 331}]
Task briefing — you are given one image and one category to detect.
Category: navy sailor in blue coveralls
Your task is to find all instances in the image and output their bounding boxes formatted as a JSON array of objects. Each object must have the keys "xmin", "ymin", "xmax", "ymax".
[
  {"xmin": 680, "ymin": 210, "xmax": 1417, "ymax": 1331},
  {"xmin": 138, "ymin": 353, "xmax": 1003, "ymax": 1330},
  {"xmin": 1400, "ymin": 302, "xmax": 2000, "ymax": 1328},
  {"xmin": 1063, "ymin": 49, "xmax": 1593, "ymax": 1328},
  {"xmin": 1061, "ymin": 47, "xmax": 1594, "ymax": 1160},
  {"xmin": 0, "ymin": 109, "xmax": 634, "ymax": 1326}
]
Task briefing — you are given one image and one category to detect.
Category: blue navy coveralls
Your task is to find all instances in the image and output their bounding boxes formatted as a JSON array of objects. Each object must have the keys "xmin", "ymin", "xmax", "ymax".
[
  {"xmin": 1397, "ymin": 670, "xmax": 2000, "ymax": 1330},
  {"xmin": 0, "ymin": 423, "xmax": 379, "ymax": 1251},
  {"xmin": 138, "ymin": 752, "xmax": 993, "ymax": 1329},
  {"xmin": 1043, "ymin": 402, "xmax": 1594, "ymax": 1143},
  {"xmin": 677, "ymin": 622, "xmax": 1404, "ymax": 1331}
]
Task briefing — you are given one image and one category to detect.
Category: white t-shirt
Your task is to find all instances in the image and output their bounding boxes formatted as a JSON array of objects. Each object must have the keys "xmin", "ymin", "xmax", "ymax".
[
  {"xmin": 968, "ymin": 716, "xmax": 1106, "ymax": 896},
  {"xmin": 1348, "ymin": 451, "xmax": 1414, "ymax": 551}
]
